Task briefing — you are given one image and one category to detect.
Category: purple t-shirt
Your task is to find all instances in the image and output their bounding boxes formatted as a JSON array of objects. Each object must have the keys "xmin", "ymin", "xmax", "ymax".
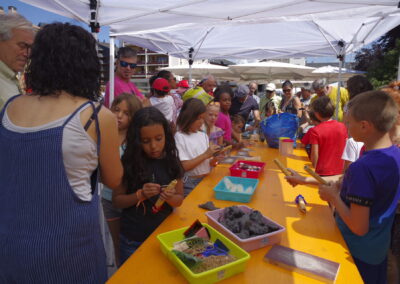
[
  {"xmin": 337, "ymin": 145, "xmax": 400, "ymax": 264},
  {"xmin": 104, "ymin": 75, "xmax": 144, "ymax": 108},
  {"xmin": 215, "ymin": 112, "xmax": 232, "ymax": 142}
]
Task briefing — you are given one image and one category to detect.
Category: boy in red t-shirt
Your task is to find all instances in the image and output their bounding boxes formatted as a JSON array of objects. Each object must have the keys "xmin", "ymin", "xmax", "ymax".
[{"xmin": 307, "ymin": 96, "xmax": 347, "ymax": 176}]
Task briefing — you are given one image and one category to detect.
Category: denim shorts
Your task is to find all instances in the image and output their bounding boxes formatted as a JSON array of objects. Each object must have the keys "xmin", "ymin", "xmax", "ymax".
[
  {"xmin": 101, "ymin": 198, "xmax": 122, "ymax": 221},
  {"xmin": 183, "ymin": 176, "xmax": 204, "ymax": 197},
  {"xmin": 119, "ymin": 234, "xmax": 143, "ymax": 265}
]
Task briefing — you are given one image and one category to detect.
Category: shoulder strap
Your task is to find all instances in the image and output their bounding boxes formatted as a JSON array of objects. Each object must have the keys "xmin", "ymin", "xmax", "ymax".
[
  {"xmin": 84, "ymin": 99, "xmax": 103, "ymax": 131},
  {"xmin": 85, "ymin": 101, "xmax": 102, "ymax": 195}
]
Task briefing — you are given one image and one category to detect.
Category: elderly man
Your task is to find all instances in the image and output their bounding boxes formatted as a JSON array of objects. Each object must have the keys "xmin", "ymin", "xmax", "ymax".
[
  {"xmin": 104, "ymin": 46, "xmax": 145, "ymax": 108},
  {"xmin": 259, "ymin": 83, "xmax": 281, "ymax": 119},
  {"xmin": 182, "ymin": 75, "xmax": 215, "ymax": 105},
  {"xmin": 199, "ymin": 75, "xmax": 217, "ymax": 95},
  {"xmin": 229, "ymin": 84, "xmax": 261, "ymax": 132},
  {"xmin": 311, "ymin": 78, "xmax": 349, "ymax": 121},
  {"xmin": 248, "ymin": 81, "xmax": 260, "ymax": 104},
  {"xmin": 0, "ymin": 14, "xmax": 35, "ymax": 110}
]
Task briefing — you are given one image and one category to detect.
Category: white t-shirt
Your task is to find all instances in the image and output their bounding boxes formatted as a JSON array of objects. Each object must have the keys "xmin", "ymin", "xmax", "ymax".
[
  {"xmin": 341, "ymin": 137, "xmax": 364, "ymax": 162},
  {"xmin": 175, "ymin": 131, "xmax": 211, "ymax": 177},
  {"xmin": 150, "ymin": 96, "xmax": 175, "ymax": 122}
]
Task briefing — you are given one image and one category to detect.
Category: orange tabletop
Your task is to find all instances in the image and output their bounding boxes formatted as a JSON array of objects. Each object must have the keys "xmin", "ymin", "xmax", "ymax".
[{"xmin": 108, "ymin": 143, "xmax": 363, "ymax": 284}]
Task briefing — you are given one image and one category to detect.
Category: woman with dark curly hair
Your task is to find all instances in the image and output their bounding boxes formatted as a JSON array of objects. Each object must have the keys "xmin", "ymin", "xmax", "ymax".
[{"xmin": 0, "ymin": 23, "xmax": 123, "ymax": 283}]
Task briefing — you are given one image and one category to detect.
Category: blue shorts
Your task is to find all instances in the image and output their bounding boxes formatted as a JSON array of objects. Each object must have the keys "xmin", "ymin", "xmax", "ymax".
[
  {"xmin": 101, "ymin": 198, "xmax": 122, "ymax": 221},
  {"xmin": 183, "ymin": 176, "xmax": 204, "ymax": 197},
  {"xmin": 119, "ymin": 234, "xmax": 142, "ymax": 265},
  {"xmin": 353, "ymin": 256, "xmax": 387, "ymax": 284}
]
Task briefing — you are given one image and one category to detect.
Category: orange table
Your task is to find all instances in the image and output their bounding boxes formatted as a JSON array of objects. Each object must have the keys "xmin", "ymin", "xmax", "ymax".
[{"xmin": 108, "ymin": 143, "xmax": 363, "ymax": 284}]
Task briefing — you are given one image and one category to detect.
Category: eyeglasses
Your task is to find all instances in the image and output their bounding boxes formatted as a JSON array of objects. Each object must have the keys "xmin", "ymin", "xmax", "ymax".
[
  {"xmin": 283, "ymin": 89, "xmax": 292, "ymax": 93},
  {"xmin": 119, "ymin": 60, "xmax": 137, "ymax": 69},
  {"xmin": 17, "ymin": 42, "xmax": 32, "ymax": 53}
]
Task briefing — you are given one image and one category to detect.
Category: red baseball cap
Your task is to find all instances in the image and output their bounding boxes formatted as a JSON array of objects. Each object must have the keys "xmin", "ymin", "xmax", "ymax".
[
  {"xmin": 177, "ymin": 80, "xmax": 190, "ymax": 88},
  {"xmin": 152, "ymin": 78, "xmax": 171, "ymax": 92}
]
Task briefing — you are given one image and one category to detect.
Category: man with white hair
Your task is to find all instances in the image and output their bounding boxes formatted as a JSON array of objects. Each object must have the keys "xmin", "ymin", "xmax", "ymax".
[
  {"xmin": 182, "ymin": 75, "xmax": 215, "ymax": 105},
  {"xmin": 0, "ymin": 13, "xmax": 35, "ymax": 110},
  {"xmin": 311, "ymin": 78, "xmax": 349, "ymax": 122},
  {"xmin": 199, "ymin": 75, "xmax": 217, "ymax": 95}
]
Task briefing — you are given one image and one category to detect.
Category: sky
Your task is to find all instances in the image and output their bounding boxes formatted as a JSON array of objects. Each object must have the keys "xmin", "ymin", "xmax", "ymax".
[
  {"xmin": 2, "ymin": 0, "xmax": 110, "ymax": 42},
  {"xmin": 2, "ymin": 0, "xmax": 355, "ymax": 64}
]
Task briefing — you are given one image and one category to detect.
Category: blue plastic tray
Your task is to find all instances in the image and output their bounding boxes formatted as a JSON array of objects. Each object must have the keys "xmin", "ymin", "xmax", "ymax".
[{"xmin": 213, "ymin": 176, "xmax": 259, "ymax": 203}]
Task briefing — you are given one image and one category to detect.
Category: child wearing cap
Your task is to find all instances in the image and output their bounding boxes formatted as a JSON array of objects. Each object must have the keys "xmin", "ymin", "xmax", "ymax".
[
  {"xmin": 176, "ymin": 80, "xmax": 190, "ymax": 96},
  {"xmin": 150, "ymin": 78, "xmax": 176, "ymax": 123}
]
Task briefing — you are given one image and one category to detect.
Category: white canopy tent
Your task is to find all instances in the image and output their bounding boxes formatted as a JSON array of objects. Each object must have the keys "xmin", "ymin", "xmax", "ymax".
[
  {"xmin": 308, "ymin": 65, "xmax": 367, "ymax": 83},
  {"xmin": 161, "ymin": 63, "xmax": 235, "ymax": 80},
  {"xmin": 228, "ymin": 61, "xmax": 315, "ymax": 81},
  {"xmin": 20, "ymin": 0, "xmax": 400, "ymax": 117},
  {"xmin": 19, "ymin": 1, "xmax": 400, "ymax": 35}
]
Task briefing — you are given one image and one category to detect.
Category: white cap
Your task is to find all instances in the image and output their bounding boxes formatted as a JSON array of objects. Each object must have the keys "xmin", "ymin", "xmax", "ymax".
[{"xmin": 266, "ymin": 83, "xmax": 276, "ymax": 91}]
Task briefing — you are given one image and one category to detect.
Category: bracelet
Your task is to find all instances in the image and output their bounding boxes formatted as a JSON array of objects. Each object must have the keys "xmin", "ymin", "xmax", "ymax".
[
  {"xmin": 136, "ymin": 189, "xmax": 146, "ymax": 202},
  {"xmin": 136, "ymin": 189, "xmax": 147, "ymax": 214}
]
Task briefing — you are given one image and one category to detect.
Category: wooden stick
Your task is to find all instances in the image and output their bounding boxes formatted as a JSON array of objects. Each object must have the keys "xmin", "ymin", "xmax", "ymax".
[
  {"xmin": 221, "ymin": 145, "xmax": 232, "ymax": 153},
  {"xmin": 273, "ymin": 159, "xmax": 291, "ymax": 176},
  {"xmin": 304, "ymin": 165, "xmax": 334, "ymax": 210},
  {"xmin": 303, "ymin": 165, "xmax": 328, "ymax": 185}
]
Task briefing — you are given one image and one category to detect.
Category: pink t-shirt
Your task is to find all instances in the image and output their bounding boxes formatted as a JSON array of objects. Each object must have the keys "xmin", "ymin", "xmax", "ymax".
[
  {"xmin": 215, "ymin": 112, "xmax": 232, "ymax": 142},
  {"xmin": 104, "ymin": 75, "xmax": 144, "ymax": 108}
]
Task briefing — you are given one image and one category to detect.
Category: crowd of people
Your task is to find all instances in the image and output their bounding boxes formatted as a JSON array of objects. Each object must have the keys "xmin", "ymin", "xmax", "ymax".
[{"xmin": 0, "ymin": 14, "xmax": 400, "ymax": 284}]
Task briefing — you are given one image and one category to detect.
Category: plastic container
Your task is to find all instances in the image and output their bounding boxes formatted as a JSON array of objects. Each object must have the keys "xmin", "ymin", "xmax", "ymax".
[
  {"xmin": 280, "ymin": 138, "xmax": 294, "ymax": 156},
  {"xmin": 214, "ymin": 176, "xmax": 259, "ymax": 203},
  {"xmin": 229, "ymin": 160, "xmax": 265, "ymax": 179},
  {"xmin": 157, "ymin": 223, "xmax": 250, "ymax": 284},
  {"xmin": 206, "ymin": 205, "xmax": 286, "ymax": 252}
]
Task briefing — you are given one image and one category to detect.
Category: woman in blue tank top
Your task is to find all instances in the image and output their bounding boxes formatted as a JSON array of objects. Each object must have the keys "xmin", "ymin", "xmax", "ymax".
[{"xmin": 0, "ymin": 23, "xmax": 123, "ymax": 283}]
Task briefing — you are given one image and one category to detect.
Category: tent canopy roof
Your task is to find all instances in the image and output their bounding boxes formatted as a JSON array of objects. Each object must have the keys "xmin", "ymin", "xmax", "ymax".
[{"xmin": 21, "ymin": 1, "xmax": 400, "ymax": 60}]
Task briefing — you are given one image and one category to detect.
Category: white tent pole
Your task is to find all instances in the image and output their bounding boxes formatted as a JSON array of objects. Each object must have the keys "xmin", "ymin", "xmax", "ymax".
[
  {"xmin": 109, "ymin": 36, "xmax": 115, "ymax": 104},
  {"xmin": 335, "ymin": 41, "xmax": 346, "ymax": 121},
  {"xmin": 188, "ymin": 48, "xmax": 194, "ymax": 86},
  {"xmin": 189, "ymin": 64, "xmax": 193, "ymax": 86},
  {"xmin": 397, "ymin": 54, "xmax": 400, "ymax": 81},
  {"xmin": 335, "ymin": 58, "xmax": 344, "ymax": 120}
]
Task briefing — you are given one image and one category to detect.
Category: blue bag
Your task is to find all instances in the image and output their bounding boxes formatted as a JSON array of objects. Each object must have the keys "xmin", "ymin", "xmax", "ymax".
[{"xmin": 260, "ymin": 113, "xmax": 299, "ymax": 148}]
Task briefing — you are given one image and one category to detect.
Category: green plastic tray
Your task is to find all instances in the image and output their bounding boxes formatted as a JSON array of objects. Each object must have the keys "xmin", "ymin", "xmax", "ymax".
[{"xmin": 157, "ymin": 223, "xmax": 250, "ymax": 284}]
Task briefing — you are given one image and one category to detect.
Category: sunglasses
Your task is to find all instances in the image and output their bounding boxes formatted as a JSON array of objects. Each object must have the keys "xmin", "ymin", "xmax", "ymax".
[
  {"xmin": 283, "ymin": 89, "xmax": 292, "ymax": 93},
  {"xmin": 119, "ymin": 60, "xmax": 137, "ymax": 69},
  {"xmin": 208, "ymin": 101, "xmax": 220, "ymax": 106}
]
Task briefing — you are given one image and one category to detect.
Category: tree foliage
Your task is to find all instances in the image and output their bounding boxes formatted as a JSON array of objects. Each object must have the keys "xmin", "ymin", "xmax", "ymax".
[{"xmin": 354, "ymin": 25, "xmax": 400, "ymax": 88}]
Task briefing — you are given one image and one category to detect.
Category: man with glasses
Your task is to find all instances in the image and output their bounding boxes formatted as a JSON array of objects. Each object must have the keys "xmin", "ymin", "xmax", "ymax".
[
  {"xmin": 0, "ymin": 14, "xmax": 35, "ymax": 110},
  {"xmin": 104, "ymin": 46, "xmax": 145, "ymax": 108},
  {"xmin": 259, "ymin": 83, "xmax": 281, "ymax": 119}
]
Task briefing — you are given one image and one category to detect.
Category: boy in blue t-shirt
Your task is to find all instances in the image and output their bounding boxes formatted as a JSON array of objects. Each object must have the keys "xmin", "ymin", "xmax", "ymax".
[{"xmin": 318, "ymin": 91, "xmax": 400, "ymax": 284}]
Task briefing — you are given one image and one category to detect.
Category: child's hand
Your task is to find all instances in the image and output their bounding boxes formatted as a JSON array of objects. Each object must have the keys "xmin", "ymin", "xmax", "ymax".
[
  {"xmin": 160, "ymin": 187, "xmax": 175, "ymax": 201},
  {"xmin": 205, "ymin": 144, "xmax": 220, "ymax": 158},
  {"xmin": 142, "ymin": 183, "xmax": 161, "ymax": 198},
  {"xmin": 284, "ymin": 168, "xmax": 306, "ymax": 187},
  {"xmin": 318, "ymin": 182, "xmax": 340, "ymax": 203}
]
